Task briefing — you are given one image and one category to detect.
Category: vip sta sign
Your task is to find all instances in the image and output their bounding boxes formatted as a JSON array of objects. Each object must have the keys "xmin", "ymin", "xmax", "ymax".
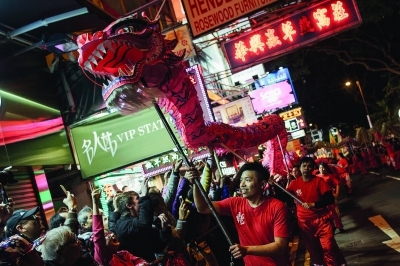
[
  {"xmin": 222, "ymin": 0, "xmax": 362, "ymax": 70},
  {"xmin": 182, "ymin": 0, "xmax": 277, "ymax": 37},
  {"xmin": 70, "ymin": 108, "xmax": 181, "ymax": 179}
]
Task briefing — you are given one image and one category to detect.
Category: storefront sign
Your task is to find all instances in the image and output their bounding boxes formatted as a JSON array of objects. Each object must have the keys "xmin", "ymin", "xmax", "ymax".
[
  {"xmin": 279, "ymin": 107, "xmax": 302, "ymax": 121},
  {"xmin": 222, "ymin": 0, "xmax": 361, "ymax": 70},
  {"xmin": 290, "ymin": 129, "xmax": 306, "ymax": 139},
  {"xmin": 286, "ymin": 138, "xmax": 301, "ymax": 152},
  {"xmin": 182, "ymin": 0, "xmax": 277, "ymax": 37},
  {"xmin": 186, "ymin": 64, "xmax": 215, "ymax": 122},
  {"xmin": 230, "ymin": 64, "xmax": 265, "ymax": 85},
  {"xmin": 253, "ymin": 67, "xmax": 293, "ymax": 87},
  {"xmin": 249, "ymin": 81, "xmax": 296, "ymax": 114},
  {"xmin": 284, "ymin": 116, "xmax": 306, "ymax": 133},
  {"xmin": 70, "ymin": 108, "xmax": 182, "ymax": 179},
  {"xmin": 164, "ymin": 25, "xmax": 196, "ymax": 60},
  {"xmin": 141, "ymin": 148, "xmax": 210, "ymax": 178},
  {"xmin": 212, "ymin": 97, "xmax": 257, "ymax": 127},
  {"xmin": 219, "ymin": 161, "xmax": 237, "ymax": 175}
]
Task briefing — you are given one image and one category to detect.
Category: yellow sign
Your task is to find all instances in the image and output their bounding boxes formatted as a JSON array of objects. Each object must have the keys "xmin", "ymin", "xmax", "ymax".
[
  {"xmin": 163, "ymin": 25, "xmax": 195, "ymax": 60},
  {"xmin": 279, "ymin": 107, "xmax": 302, "ymax": 121}
]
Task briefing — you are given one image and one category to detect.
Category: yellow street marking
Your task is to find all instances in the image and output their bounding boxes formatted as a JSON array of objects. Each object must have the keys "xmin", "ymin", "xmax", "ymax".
[{"xmin": 369, "ymin": 215, "xmax": 400, "ymax": 253}]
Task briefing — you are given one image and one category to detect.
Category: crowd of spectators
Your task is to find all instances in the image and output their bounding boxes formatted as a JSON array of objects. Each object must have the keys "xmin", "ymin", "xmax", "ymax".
[{"xmin": 0, "ymin": 138, "xmax": 399, "ymax": 265}]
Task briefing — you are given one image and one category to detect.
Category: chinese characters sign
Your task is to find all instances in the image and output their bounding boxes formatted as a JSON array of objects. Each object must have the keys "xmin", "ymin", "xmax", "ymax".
[
  {"xmin": 164, "ymin": 24, "xmax": 196, "ymax": 60},
  {"xmin": 222, "ymin": 0, "xmax": 361, "ymax": 70},
  {"xmin": 279, "ymin": 107, "xmax": 302, "ymax": 121},
  {"xmin": 141, "ymin": 147, "xmax": 210, "ymax": 177},
  {"xmin": 182, "ymin": 0, "xmax": 277, "ymax": 37},
  {"xmin": 70, "ymin": 108, "xmax": 182, "ymax": 179},
  {"xmin": 186, "ymin": 64, "xmax": 215, "ymax": 122}
]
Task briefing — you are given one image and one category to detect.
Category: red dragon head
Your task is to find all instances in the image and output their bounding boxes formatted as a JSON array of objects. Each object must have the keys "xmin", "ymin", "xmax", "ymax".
[{"xmin": 77, "ymin": 14, "xmax": 184, "ymax": 113}]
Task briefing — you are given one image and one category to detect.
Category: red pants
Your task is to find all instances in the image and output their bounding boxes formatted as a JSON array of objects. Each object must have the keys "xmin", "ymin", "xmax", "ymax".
[
  {"xmin": 328, "ymin": 202, "xmax": 343, "ymax": 230},
  {"xmin": 298, "ymin": 214, "xmax": 347, "ymax": 266}
]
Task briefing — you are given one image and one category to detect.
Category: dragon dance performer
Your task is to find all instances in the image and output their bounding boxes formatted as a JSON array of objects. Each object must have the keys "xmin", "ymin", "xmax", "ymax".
[
  {"xmin": 283, "ymin": 157, "xmax": 346, "ymax": 266},
  {"xmin": 336, "ymin": 153, "xmax": 352, "ymax": 194},
  {"xmin": 186, "ymin": 162, "xmax": 290, "ymax": 266}
]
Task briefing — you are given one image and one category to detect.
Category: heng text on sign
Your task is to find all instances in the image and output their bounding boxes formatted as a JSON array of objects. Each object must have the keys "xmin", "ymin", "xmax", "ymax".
[{"xmin": 183, "ymin": 0, "xmax": 277, "ymax": 37}]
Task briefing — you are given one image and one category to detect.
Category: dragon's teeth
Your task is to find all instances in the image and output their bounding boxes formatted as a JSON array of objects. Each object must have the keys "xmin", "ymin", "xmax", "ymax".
[
  {"xmin": 89, "ymin": 56, "xmax": 98, "ymax": 66},
  {"xmin": 93, "ymin": 50, "xmax": 103, "ymax": 60},
  {"xmin": 84, "ymin": 61, "xmax": 92, "ymax": 70},
  {"xmin": 97, "ymin": 43, "xmax": 106, "ymax": 53},
  {"xmin": 106, "ymin": 42, "xmax": 115, "ymax": 52}
]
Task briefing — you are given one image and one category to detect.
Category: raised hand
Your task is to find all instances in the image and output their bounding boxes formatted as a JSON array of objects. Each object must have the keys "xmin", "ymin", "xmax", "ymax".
[
  {"xmin": 88, "ymin": 182, "xmax": 100, "ymax": 199},
  {"xmin": 157, "ymin": 213, "xmax": 170, "ymax": 230},
  {"xmin": 184, "ymin": 167, "xmax": 200, "ymax": 184},
  {"xmin": 178, "ymin": 200, "xmax": 190, "ymax": 220},
  {"xmin": 63, "ymin": 191, "xmax": 77, "ymax": 210},
  {"xmin": 0, "ymin": 188, "xmax": 13, "ymax": 226},
  {"xmin": 140, "ymin": 178, "xmax": 150, "ymax": 196},
  {"xmin": 173, "ymin": 158, "xmax": 183, "ymax": 173}
]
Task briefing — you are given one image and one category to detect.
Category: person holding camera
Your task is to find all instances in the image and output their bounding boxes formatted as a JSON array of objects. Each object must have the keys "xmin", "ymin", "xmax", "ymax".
[{"xmin": 113, "ymin": 178, "xmax": 172, "ymax": 262}]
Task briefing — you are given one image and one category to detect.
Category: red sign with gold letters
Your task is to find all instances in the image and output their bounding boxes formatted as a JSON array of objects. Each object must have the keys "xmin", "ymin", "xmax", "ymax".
[{"xmin": 222, "ymin": 0, "xmax": 361, "ymax": 71}]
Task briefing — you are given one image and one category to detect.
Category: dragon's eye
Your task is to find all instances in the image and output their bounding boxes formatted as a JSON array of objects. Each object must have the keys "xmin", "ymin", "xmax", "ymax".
[{"xmin": 93, "ymin": 31, "xmax": 104, "ymax": 40}]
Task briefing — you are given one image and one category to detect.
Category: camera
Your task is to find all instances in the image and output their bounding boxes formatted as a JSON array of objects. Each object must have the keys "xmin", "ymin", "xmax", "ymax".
[
  {"xmin": 153, "ymin": 217, "xmax": 162, "ymax": 229},
  {"xmin": 0, "ymin": 167, "xmax": 18, "ymax": 185},
  {"xmin": 0, "ymin": 167, "xmax": 18, "ymax": 205}
]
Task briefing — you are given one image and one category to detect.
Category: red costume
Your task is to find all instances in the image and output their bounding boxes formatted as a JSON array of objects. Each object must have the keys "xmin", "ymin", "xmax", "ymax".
[
  {"xmin": 317, "ymin": 174, "xmax": 344, "ymax": 230},
  {"xmin": 337, "ymin": 158, "xmax": 352, "ymax": 193},
  {"xmin": 287, "ymin": 176, "xmax": 347, "ymax": 265},
  {"xmin": 217, "ymin": 196, "xmax": 290, "ymax": 266}
]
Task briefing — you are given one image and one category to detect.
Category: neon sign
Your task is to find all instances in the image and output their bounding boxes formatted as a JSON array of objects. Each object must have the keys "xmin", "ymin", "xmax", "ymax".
[{"xmin": 222, "ymin": 0, "xmax": 361, "ymax": 70}]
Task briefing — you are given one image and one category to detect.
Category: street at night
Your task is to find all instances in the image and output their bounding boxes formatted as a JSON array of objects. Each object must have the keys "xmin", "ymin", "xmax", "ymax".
[
  {"xmin": 292, "ymin": 169, "xmax": 400, "ymax": 265},
  {"xmin": 1, "ymin": 0, "xmax": 400, "ymax": 265}
]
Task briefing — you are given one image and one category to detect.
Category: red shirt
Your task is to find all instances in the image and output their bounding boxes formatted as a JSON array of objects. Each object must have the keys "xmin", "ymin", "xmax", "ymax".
[
  {"xmin": 336, "ymin": 158, "xmax": 348, "ymax": 174},
  {"xmin": 317, "ymin": 174, "xmax": 340, "ymax": 190},
  {"xmin": 217, "ymin": 197, "xmax": 289, "ymax": 266},
  {"xmin": 286, "ymin": 176, "xmax": 331, "ymax": 220}
]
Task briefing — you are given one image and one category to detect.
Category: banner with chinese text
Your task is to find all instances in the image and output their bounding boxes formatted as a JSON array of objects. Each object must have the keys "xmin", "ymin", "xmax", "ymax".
[
  {"xmin": 163, "ymin": 25, "xmax": 196, "ymax": 60},
  {"xmin": 222, "ymin": 0, "xmax": 361, "ymax": 71}
]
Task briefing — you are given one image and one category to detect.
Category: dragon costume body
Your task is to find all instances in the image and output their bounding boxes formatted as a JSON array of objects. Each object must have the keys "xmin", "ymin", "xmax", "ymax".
[{"xmin": 76, "ymin": 14, "xmax": 289, "ymax": 175}]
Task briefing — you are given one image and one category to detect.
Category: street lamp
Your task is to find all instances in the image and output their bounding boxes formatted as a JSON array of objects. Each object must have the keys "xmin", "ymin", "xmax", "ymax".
[{"xmin": 345, "ymin": 81, "xmax": 373, "ymax": 128}]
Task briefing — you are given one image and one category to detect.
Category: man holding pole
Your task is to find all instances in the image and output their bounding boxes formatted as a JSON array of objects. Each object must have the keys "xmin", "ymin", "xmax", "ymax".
[
  {"xmin": 283, "ymin": 157, "xmax": 347, "ymax": 266},
  {"xmin": 186, "ymin": 161, "xmax": 290, "ymax": 266}
]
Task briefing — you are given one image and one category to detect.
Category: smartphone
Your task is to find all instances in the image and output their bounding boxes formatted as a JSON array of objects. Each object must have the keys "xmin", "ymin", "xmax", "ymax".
[
  {"xmin": 60, "ymin": 185, "xmax": 68, "ymax": 196},
  {"xmin": 0, "ymin": 185, "xmax": 9, "ymax": 204},
  {"xmin": 179, "ymin": 195, "xmax": 183, "ymax": 204}
]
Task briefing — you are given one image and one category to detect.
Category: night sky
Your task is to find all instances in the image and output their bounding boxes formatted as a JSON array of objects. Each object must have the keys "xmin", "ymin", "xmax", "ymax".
[{"xmin": 261, "ymin": 0, "xmax": 399, "ymax": 134}]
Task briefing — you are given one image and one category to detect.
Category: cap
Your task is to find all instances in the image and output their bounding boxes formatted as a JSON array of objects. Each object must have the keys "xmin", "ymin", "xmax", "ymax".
[{"xmin": 5, "ymin": 207, "xmax": 40, "ymax": 237}]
